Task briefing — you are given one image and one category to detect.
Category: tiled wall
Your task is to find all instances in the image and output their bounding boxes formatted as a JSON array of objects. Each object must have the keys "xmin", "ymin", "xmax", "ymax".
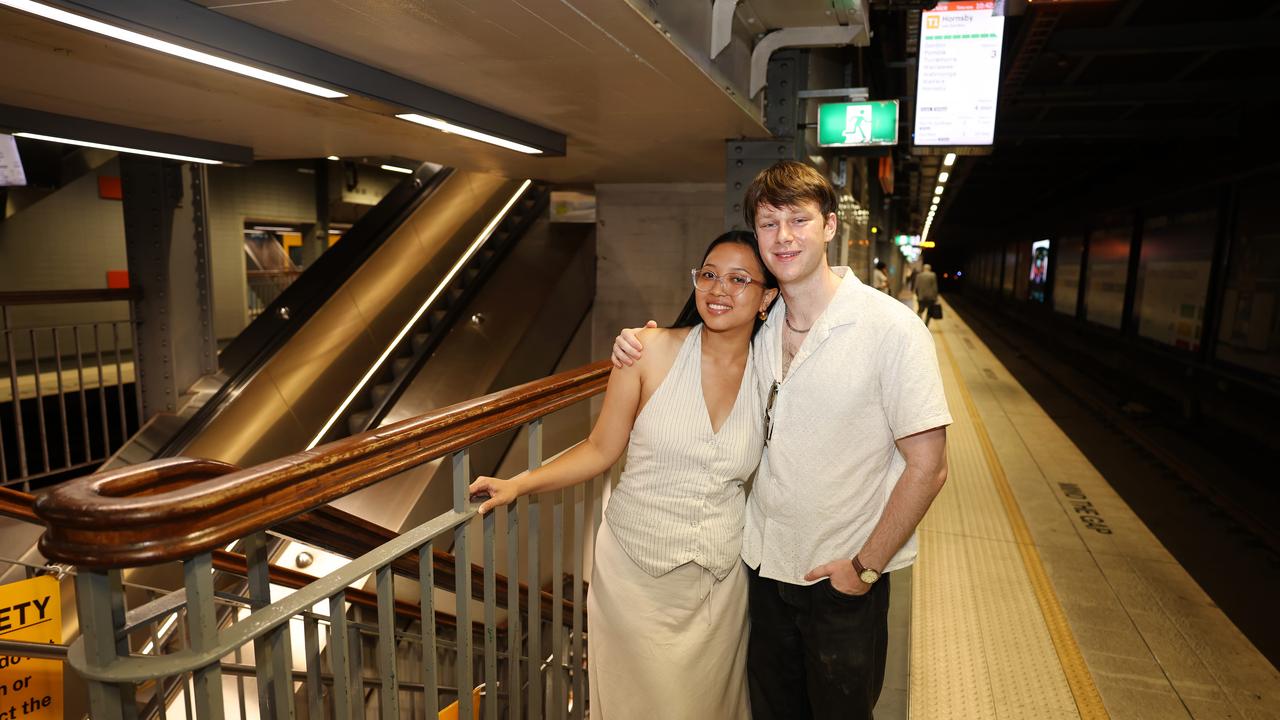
[{"xmin": 592, "ymin": 183, "xmax": 726, "ymax": 359}]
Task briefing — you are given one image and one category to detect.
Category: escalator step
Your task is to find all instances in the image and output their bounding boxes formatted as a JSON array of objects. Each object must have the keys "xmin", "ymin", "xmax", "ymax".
[
  {"xmin": 370, "ymin": 382, "xmax": 393, "ymax": 406},
  {"xmin": 411, "ymin": 332, "xmax": 431, "ymax": 354},
  {"xmin": 392, "ymin": 355, "xmax": 415, "ymax": 376},
  {"xmin": 347, "ymin": 410, "xmax": 373, "ymax": 437},
  {"xmin": 465, "ymin": 267, "xmax": 480, "ymax": 283},
  {"xmin": 429, "ymin": 309, "xmax": 447, "ymax": 329},
  {"xmin": 448, "ymin": 288, "xmax": 464, "ymax": 303}
]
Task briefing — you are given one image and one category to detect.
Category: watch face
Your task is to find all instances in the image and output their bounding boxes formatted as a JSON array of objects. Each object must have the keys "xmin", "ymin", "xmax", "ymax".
[{"xmin": 860, "ymin": 569, "xmax": 880, "ymax": 584}]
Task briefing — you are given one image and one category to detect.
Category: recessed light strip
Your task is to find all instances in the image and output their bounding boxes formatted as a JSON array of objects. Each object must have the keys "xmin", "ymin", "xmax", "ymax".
[
  {"xmin": 0, "ymin": 0, "xmax": 347, "ymax": 99},
  {"xmin": 13, "ymin": 131, "xmax": 223, "ymax": 164},
  {"xmin": 380, "ymin": 164, "xmax": 414, "ymax": 174},
  {"xmin": 307, "ymin": 179, "xmax": 534, "ymax": 449},
  {"xmin": 397, "ymin": 113, "xmax": 543, "ymax": 155}
]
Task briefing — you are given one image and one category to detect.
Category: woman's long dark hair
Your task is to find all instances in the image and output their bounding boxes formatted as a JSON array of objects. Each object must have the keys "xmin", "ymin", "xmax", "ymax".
[{"xmin": 673, "ymin": 230, "xmax": 778, "ymax": 337}]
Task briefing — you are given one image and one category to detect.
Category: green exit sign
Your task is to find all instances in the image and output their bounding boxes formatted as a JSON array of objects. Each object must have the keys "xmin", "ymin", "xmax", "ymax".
[{"xmin": 818, "ymin": 101, "xmax": 899, "ymax": 148}]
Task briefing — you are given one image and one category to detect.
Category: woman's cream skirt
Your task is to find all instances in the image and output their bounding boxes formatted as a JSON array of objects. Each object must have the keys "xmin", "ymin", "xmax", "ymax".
[{"xmin": 586, "ymin": 518, "xmax": 749, "ymax": 719}]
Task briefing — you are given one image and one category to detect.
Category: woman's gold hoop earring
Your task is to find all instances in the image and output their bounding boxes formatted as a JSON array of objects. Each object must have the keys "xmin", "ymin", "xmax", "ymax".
[{"xmin": 758, "ymin": 310, "xmax": 767, "ymax": 321}]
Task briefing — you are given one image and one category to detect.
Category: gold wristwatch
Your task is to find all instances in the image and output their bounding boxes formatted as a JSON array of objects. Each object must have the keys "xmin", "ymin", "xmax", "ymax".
[{"xmin": 852, "ymin": 555, "xmax": 880, "ymax": 586}]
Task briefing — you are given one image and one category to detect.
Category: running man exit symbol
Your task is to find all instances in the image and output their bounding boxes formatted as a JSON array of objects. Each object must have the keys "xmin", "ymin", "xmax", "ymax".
[
  {"xmin": 817, "ymin": 100, "xmax": 899, "ymax": 148},
  {"xmin": 844, "ymin": 105, "xmax": 872, "ymax": 144}
]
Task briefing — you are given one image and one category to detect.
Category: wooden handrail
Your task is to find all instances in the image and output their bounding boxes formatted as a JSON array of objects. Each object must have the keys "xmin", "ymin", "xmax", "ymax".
[
  {"xmin": 6, "ymin": 488, "xmax": 579, "ymax": 628},
  {"xmin": 0, "ymin": 288, "xmax": 141, "ymax": 306},
  {"xmin": 0, "ymin": 487, "xmax": 39, "ymax": 523},
  {"xmin": 35, "ymin": 360, "xmax": 612, "ymax": 568}
]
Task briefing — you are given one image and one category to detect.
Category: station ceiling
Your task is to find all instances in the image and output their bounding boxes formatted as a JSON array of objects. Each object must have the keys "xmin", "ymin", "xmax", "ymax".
[{"xmin": 0, "ymin": 0, "xmax": 774, "ymax": 182}]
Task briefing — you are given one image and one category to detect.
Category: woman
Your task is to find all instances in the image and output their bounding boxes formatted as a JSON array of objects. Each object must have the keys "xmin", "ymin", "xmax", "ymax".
[{"xmin": 469, "ymin": 231, "xmax": 777, "ymax": 719}]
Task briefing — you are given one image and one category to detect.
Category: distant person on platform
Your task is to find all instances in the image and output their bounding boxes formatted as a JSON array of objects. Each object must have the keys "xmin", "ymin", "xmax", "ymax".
[
  {"xmin": 612, "ymin": 160, "xmax": 952, "ymax": 720},
  {"xmin": 916, "ymin": 264, "xmax": 939, "ymax": 326},
  {"xmin": 873, "ymin": 260, "xmax": 890, "ymax": 294}
]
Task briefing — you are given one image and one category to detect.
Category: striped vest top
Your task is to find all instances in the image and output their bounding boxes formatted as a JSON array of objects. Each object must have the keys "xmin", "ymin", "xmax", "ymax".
[{"xmin": 605, "ymin": 325, "xmax": 764, "ymax": 580}]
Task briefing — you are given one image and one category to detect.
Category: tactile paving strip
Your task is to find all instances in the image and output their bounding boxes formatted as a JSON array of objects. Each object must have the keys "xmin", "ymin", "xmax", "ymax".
[{"xmin": 909, "ymin": 324, "xmax": 1105, "ymax": 719}]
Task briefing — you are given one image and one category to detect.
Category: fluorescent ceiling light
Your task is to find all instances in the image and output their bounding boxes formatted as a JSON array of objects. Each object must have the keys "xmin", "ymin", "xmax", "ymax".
[
  {"xmin": 326, "ymin": 155, "xmax": 340, "ymax": 161},
  {"xmin": 1, "ymin": 0, "xmax": 347, "ymax": 98},
  {"xmin": 396, "ymin": 113, "xmax": 542, "ymax": 155},
  {"xmin": 932, "ymin": 196, "xmax": 941, "ymax": 204},
  {"xmin": 380, "ymin": 164, "xmax": 413, "ymax": 174},
  {"xmin": 943, "ymin": 152, "xmax": 957, "ymax": 166},
  {"xmin": 938, "ymin": 171, "xmax": 949, "ymax": 183},
  {"xmin": 252, "ymin": 225, "xmax": 295, "ymax": 232},
  {"xmin": 934, "ymin": 186, "xmax": 944, "ymax": 195},
  {"xmin": 13, "ymin": 131, "xmax": 222, "ymax": 164}
]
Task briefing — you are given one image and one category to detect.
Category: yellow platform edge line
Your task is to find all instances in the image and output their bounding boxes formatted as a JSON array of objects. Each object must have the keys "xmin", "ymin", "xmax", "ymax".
[{"xmin": 938, "ymin": 329, "xmax": 1110, "ymax": 720}]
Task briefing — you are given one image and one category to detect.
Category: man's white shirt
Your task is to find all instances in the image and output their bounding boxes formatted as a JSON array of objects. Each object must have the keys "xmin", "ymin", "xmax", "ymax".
[{"xmin": 741, "ymin": 267, "xmax": 953, "ymax": 585}]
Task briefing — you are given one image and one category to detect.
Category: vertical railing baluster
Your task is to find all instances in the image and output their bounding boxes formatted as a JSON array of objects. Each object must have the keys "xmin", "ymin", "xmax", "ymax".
[
  {"xmin": 92, "ymin": 322, "xmax": 110, "ymax": 461},
  {"xmin": 351, "ymin": 608, "xmax": 365, "ymax": 714},
  {"xmin": 303, "ymin": 613, "xmax": 323, "ymax": 719},
  {"xmin": 111, "ymin": 322, "xmax": 128, "ymax": 444},
  {"xmin": 127, "ymin": 300, "xmax": 144, "ymax": 426},
  {"xmin": 331, "ymin": 590, "xmax": 354, "ymax": 720},
  {"xmin": 244, "ymin": 532, "xmax": 295, "ymax": 719},
  {"xmin": 29, "ymin": 329, "xmax": 49, "ymax": 475},
  {"xmin": 184, "ymin": 553, "xmax": 226, "ymax": 719},
  {"xmin": 52, "ymin": 328, "xmax": 70, "ymax": 471},
  {"xmin": 376, "ymin": 565, "xmax": 400, "ymax": 718},
  {"xmin": 507, "ymin": 483, "xmax": 522, "ymax": 720},
  {"xmin": 419, "ymin": 539, "xmax": 438, "ymax": 715},
  {"xmin": 483, "ymin": 503, "xmax": 497, "ymax": 720},
  {"xmin": 453, "ymin": 449, "xmax": 474, "ymax": 720},
  {"xmin": 74, "ymin": 569, "xmax": 132, "ymax": 720},
  {"xmin": 4, "ymin": 311, "xmax": 29, "ymax": 481},
  {"xmin": 73, "ymin": 326, "xmax": 90, "ymax": 465},
  {"xmin": 551, "ymin": 486, "xmax": 564, "ymax": 720},
  {"xmin": 233, "ymin": 645, "xmax": 248, "ymax": 720},
  {"xmin": 0, "ymin": 308, "xmax": 8, "ymax": 483},
  {"xmin": 527, "ymin": 420, "xmax": 543, "ymax": 720},
  {"xmin": 570, "ymin": 482, "xmax": 586, "ymax": 720}
]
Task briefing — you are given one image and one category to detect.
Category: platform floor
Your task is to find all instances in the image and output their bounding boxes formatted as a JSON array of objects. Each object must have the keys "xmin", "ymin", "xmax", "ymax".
[{"xmin": 908, "ymin": 299, "xmax": 1280, "ymax": 720}]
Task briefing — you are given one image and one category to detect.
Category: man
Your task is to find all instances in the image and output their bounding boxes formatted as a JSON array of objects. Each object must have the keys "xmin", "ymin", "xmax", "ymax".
[
  {"xmin": 916, "ymin": 263, "xmax": 939, "ymax": 326},
  {"xmin": 873, "ymin": 260, "xmax": 890, "ymax": 294},
  {"xmin": 613, "ymin": 160, "xmax": 951, "ymax": 719}
]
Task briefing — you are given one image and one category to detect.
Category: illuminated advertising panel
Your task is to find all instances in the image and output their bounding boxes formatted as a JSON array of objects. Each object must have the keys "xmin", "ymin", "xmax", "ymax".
[
  {"xmin": 1029, "ymin": 239, "xmax": 1050, "ymax": 303},
  {"xmin": 914, "ymin": 1, "xmax": 1005, "ymax": 146}
]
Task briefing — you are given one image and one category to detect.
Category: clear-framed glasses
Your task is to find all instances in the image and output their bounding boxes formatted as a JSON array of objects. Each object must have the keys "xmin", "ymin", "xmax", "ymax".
[
  {"xmin": 690, "ymin": 268, "xmax": 759, "ymax": 297},
  {"xmin": 764, "ymin": 381, "xmax": 779, "ymax": 445}
]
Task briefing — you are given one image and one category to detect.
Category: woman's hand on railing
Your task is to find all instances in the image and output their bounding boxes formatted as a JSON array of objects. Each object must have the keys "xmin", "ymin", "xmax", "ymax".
[{"xmin": 468, "ymin": 475, "xmax": 523, "ymax": 515}]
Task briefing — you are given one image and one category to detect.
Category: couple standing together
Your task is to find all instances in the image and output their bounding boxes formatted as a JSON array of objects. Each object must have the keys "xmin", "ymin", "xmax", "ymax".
[{"xmin": 470, "ymin": 161, "xmax": 952, "ymax": 719}]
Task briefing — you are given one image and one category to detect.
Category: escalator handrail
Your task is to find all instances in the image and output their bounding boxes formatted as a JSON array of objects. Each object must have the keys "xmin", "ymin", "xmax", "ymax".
[
  {"xmin": 157, "ymin": 163, "xmax": 451, "ymax": 458},
  {"xmin": 35, "ymin": 360, "xmax": 612, "ymax": 568}
]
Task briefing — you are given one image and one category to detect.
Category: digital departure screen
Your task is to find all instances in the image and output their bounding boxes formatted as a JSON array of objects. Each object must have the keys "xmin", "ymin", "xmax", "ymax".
[{"xmin": 914, "ymin": 2, "xmax": 1005, "ymax": 147}]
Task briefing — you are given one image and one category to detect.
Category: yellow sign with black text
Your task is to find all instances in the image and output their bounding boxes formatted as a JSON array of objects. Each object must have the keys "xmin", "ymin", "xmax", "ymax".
[{"xmin": 0, "ymin": 575, "xmax": 60, "ymax": 720}]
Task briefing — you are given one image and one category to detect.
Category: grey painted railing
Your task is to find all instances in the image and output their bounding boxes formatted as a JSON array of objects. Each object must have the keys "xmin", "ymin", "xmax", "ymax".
[
  {"xmin": 0, "ymin": 289, "xmax": 142, "ymax": 490},
  {"xmin": 33, "ymin": 361, "xmax": 613, "ymax": 719}
]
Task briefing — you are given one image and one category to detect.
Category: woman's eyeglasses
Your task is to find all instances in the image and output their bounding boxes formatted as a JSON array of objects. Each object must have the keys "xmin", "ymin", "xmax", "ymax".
[{"xmin": 691, "ymin": 268, "xmax": 759, "ymax": 297}]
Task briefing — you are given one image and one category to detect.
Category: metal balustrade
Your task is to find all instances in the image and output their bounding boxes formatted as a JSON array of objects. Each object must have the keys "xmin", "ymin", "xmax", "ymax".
[
  {"xmin": 30, "ymin": 361, "xmax": 613, "ymax": 719},
  {"xmin": 0, "ymin": 289, "xmax": 142, "ymax": 490}
]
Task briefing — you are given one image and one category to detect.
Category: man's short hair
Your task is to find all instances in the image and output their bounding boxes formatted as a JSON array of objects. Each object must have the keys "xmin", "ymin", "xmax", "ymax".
[{"xmin": 743, "ymin": 160, "xmax": 839, "ymax": 230}]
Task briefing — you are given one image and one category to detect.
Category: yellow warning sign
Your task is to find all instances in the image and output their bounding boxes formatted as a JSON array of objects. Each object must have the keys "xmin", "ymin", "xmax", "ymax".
[{"xmin": 0, "ymin": 575, "xmax": 60, "ymax": 720}]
